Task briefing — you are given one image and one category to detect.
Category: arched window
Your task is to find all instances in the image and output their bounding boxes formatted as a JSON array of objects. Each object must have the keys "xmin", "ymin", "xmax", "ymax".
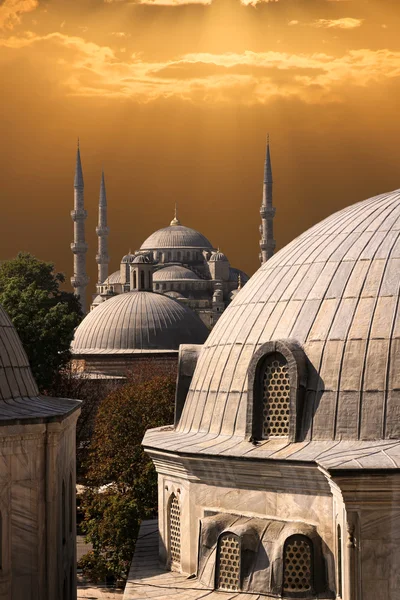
[
  {"xmin": 69, "ymin": 473, "xmax": 73, "ymax": 534},
  {"xmin": 140, "ymin": 270, "xmax": 145, "ymax": 289},
  {"xmin": 216, "ymin": 533, "xmax": 240, "ymax": 591},
  {"xmin": 62, "ymin": 480, "xmax": 66, "ymax": 545},
  {"xmin": 177, "ymin": 251, "xmax": 181, "ymax": 261},
  {"xmin": 148, "ymin": 272, "xmax": 151, "ymax": 289},
  {"xmin": 168, "ymin": 494, "xmax": 181, "ymax": 567},
  {"xmin": 133, "ymin": 271, "xmax": 137, "ymax": 289},
  {"xmin": 261, "ymin": 353, "xmax": 290, "ymax": 438},
  {"xmin": 168, "ymin": 252, "xmax": 172, "ymax": 261},
  {"xmin": 337, "ymin": 525, "xmax": 342, "ymax": 597},
  {"xmin": 283, "ymin": 535, "xmax": 313, "ymax": 596},
  {"xmin": 155, "ymin": 283, "xmax": 159, "ymax": 290}
]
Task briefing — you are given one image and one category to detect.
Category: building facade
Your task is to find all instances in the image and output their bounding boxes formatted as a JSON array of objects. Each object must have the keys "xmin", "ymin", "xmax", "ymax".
[
  {"xmin": 72, "ymin": 139, "xmax": 276, "ymax": 327},
  {"xmin": 0, "ymin": 304, "xmax": 81, "ymax": 600},
  {"xmin": 129, "ymin": 188, "xmax": 400, "ymax": 600}
]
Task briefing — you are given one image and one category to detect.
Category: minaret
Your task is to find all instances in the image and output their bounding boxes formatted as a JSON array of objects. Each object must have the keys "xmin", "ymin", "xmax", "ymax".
[
  {"xmin": 70, "ymin": 141, "xmax": 89, "ymax": 313},
  {"xmin": 259, "ymin": 135, "xmax": 276, "ymax": 264},
  {"xmin": 96, "ymin": 170, "xmax": 110, "ymax": 285}
]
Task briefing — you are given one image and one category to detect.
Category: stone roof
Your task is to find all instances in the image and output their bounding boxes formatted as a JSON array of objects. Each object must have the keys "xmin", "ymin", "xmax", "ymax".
[
  {"xmin": 140, "ymin": 225, "xmax": 214, "ymax": 250},
  {"xmin": 229, "ymin": 267, "xmax": 250, "ymax": 284},
  {"xmin": 209, "ymin": 250, "xmax": 228, "ymax": 262},
  {"xmin": 153, "ymin": 266, "xmax": 200, "ymax": 281},
  {"xmin": 72, "ymin": 291, "xmax": 209, "ymax": 355},
  {"xmin": 0, "ymin": 305, "xmax": 80, "ymax": 423},
  {"xmin": 143, "ymin": 188, "xmax": 400, "ymax": 470}
]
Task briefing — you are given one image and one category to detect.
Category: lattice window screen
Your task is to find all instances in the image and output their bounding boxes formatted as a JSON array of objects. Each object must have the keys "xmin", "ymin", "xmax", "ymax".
[
  {"xmin": 217, "ymin": 534, "xmax": 240, "ymax": 591},
  {"xmin": 262, "ymin": 354, "xmax": 290, "ymax": 438},
  {"xmin": 283, "ymin": 536, "xmax": 313, "ymax": 594},
  {"xmin": 169, "ymin": 494, "xmax": 181, "ymax": 566}
]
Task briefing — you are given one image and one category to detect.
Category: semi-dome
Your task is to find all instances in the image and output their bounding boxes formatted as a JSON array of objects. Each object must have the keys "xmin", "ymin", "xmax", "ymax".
[
  {"xmin": 153, "ymin": 266, "xmax": 200, "ymax": 281},
  {"xmin": 141, "ymin": 225, "xmax": 214, "ymax": 250},
  {"xmin": 145, "ymin": 189, "xmax": 400, "ymax": 469},
  {"xmin": 72, "ymin": 291, "xmax": 209, "ymax": 354}
]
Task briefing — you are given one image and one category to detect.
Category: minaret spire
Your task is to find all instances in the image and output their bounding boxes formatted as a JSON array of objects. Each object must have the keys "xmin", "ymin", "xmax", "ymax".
[
  {"xmin": 71, "ymin": 140, "xmax": 89, "ymax": 313},
  {"xmin": 259, "ymin": 134, "xmax": 276, "ymax": 264},
  {"xmin": 96, "ymin": 170, "xmax": 110, "ymax": 285}
]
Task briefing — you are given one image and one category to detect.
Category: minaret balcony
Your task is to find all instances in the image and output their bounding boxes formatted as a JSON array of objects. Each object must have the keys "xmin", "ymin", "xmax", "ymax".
[
  {"xmin": 259, "ymin": 240, "xmax": 267, "ymax": 250},
  {"xmin": 71, "ymin": 242, "xmax": 88, "ymax": 254},
  {"xmin": 96, "ymin": 253, "xmax": 110, "ymax": 264},
  {"xmin": 260, "ymin": 206, "xmax": 276, "ymax": 218},
  {"xmin": 96, "ymin": 226, "xmax": 110, "ymax": 236},
  {"xmin": 70, "ymin": 274, "xmax": 89, "ymax": 288},
  {"xmin": 71, "ymin": 209, "xmax": 88, "ymax": 221}
]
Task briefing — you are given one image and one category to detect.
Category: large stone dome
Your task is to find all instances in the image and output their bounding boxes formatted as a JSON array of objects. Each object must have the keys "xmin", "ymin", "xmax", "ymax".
[
  {"xmin": 72, "ymin": 291, "xmax": 209, "ymax": 354},
  {"xmin": 145, "ymin": 189, "xmax": 400, "ymax": 470},
  {"xmin": 140, "ymin": 225, "xmax": 214, "ymax": 250}
]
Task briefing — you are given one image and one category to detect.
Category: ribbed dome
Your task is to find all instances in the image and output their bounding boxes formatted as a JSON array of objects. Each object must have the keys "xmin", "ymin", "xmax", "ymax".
[
  {"xmin": 72, "ymin": 291, "xmax": 209, "ymax": 354},
  {"xmin": 153, "ymin": 266, "xmax": 200, "ymax": 281},
  {"xmin": 141, "ymin": 225, "xmax": 213, "ymax": 250},
  {"xmin": 177, "ymin": 189, "xmax": 400, "ymax": 445},
  {"xmin": 121, "ymin": 253, "xmax": 135, "ymax": 264},
  {"xmin": 132, "ymin": 254, "xmax": 152, "ymax": 264},
  {"xmin": 106, "ymin": 271, "xmax": 121, "ymax": 284},
  {"xmin": 0, "ymin": 305, "xmax": 79, "ymax": 421}
]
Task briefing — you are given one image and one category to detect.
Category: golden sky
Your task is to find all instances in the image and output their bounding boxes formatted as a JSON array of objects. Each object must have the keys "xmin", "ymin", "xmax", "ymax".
[{"xmin": 1, "ymin": 0, "xmax": 400, "ymax": 295}]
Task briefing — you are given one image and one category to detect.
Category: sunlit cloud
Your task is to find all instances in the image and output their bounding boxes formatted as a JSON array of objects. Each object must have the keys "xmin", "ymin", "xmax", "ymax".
[
  {"xmin": 288, "ymin": 20, "xmax": 299, "ymax": 26},
  {"xmin": 1, "ymin": 32, "xmax": 400, "ymax": 104},
  {"xmin": 0, "ymin": 0, "xmax": 38, "ymax": 30},
  {"xmin": 312, "ymin": 18, "xmax": 363, "ymax": 29}
]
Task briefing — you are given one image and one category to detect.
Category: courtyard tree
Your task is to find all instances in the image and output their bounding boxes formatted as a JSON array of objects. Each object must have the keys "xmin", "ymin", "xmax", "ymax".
[
  {"xmin": 0, "ymin": 252, "xmax": 82, "ymax": 391},
  {"xmin": 79, "ymin": 371, "xmax": 175, "ymax": 582}
]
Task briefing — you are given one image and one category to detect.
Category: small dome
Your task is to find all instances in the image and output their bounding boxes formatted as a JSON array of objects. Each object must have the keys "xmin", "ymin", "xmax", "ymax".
[
  {"xmin": 92, "ymin": 295, "xmax": 104, "ymax": 305},
  {"xmin": 209, "ymin": 250, "xmax": 228, "ymax": 262},
  {"xmin": 132, "ymin": 254, "xmax": 151, "ymax": 264},
  {"xmin": 102, "ymin": 271, "xmax": 121, "ymax": 285},
  {"xmin": 121, "ymin": 253, "xmax": 135, "ymax": 264},
  {"xmin": 141, "ymin": 225, "xmax": 213, "ymax": 250},
  {"xmin": 165, "ymin": 291, "xmax": 186, "ymax": 299},
  {"xmin": 106, "ymin": 271, "xmax": 121, "ymax": 284},
  {"xmin": 153, "ymin": 266, "xmax": 200, "ymax": 281},
  {"xmin": 72, "ymin": 291, "xmax": 208, "ymax": 354},
  {"xmin": 229, "ymin": 267, "xmax": 249, "ymax": 284}
]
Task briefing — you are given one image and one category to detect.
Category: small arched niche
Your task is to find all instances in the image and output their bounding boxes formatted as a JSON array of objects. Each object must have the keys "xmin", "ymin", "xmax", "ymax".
[{"xmin": 246, "ymin": 340, "xmax": 307, "ymax": 442}]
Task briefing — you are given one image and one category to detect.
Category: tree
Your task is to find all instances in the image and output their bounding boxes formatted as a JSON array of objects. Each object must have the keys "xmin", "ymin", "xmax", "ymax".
[
  {"xmin": 0, "ymin": 252, "xmax": 82, "ymax": 391},
  {"xmin": 79, "ymin": 371, "xmax": 175, "ymax": 582}
]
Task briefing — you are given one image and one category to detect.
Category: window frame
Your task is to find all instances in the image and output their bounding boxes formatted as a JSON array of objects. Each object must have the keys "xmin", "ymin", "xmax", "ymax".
[
  {"xmin": 215, "ymin": 531, "xmax": 241, "ymax": 592},
  {"xmin": 167, "ymin": 493, "xmax": 181, "ymax": 569},
  {"xmin": 246, "ymin": 340, "xmax": 306, "ymax": 442},
  {"xmin": 282, "ymin": 534, "xmax": 314, "ymax": 598}
]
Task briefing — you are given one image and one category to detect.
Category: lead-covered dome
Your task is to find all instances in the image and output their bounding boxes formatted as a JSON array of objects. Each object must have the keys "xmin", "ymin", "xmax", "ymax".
[
  {"xmin": 153, "ymin": 266, "xmax": 200, "ymax": 281},
  {"xmin": 72, "ymin": 291, "xmax": 209, "ymax": 354},
  {"xmin": 141, "ymin": 225, "xmax": 214, "ymax": 250},
  {"xmin": 173, "ymin": 189, "xmax": 400, "ymax": 456}
]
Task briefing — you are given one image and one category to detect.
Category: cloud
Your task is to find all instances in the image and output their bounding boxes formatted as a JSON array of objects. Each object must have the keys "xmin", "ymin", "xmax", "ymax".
[
  {"xmin": 0, "ymin": 0, "xmax": 38, "ymax": 30},
  {"xmin": 312, "ymin": 18, "xmax": 363, "ymax": 29},
  {"xmin": 288, "ymin": 20, "xmax": 299, "ymax": 26},
  {"xmin": 1, "ymin": 32, "xmax": 400, "ymax": 104}
]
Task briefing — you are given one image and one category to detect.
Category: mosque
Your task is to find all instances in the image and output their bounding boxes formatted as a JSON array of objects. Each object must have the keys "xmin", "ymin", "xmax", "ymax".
[
  {"xmin": 69, "ymin": 141, "xmax": 274, "ymax": 377},
  {"xmin": 119, "ymin": 186, "xmax": 400, "ymax": 600}
]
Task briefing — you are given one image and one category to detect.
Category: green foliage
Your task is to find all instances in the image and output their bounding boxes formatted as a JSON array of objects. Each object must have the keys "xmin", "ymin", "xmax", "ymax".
[
  {"xmin": 0, "ymin": 252, "xmax": 82, "ymax": 391},
  {"xmin": 79, "ymin": 372, "xmax": 175, "ymax": 582}
]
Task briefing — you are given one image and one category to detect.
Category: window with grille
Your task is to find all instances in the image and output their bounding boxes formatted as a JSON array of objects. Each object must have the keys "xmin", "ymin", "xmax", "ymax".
[
  {"xmin": 217, "ymin": 533, "xmax": 241, "ymax": 591},
  {"xmin": 283, "ymin": 535, "xmax": 313, "ymax": 596},
  {"xmin": 168, "ymin": 494, "xmax": 181, "ymax": 566},
  {"xmin": 262, "ymin": 354, "xmax": 290, "ymax": 438},
  {"xmin": 337, "ymin": 525, "xmax": 342, "ymax": 597}
]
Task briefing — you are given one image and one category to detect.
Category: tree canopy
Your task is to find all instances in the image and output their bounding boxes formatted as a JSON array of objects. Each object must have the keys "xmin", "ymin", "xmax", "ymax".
[
  {"xmin": 0, "ymin": 252, "xmax": 82, "ymax": 391},
  {"xmin": 79, "ymin": 371, "xmax": 175, "ymax": 582}
]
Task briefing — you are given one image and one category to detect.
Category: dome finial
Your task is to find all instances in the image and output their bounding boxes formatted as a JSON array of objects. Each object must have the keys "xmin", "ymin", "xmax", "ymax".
[
  {"xmin": 170, "ymin": 203, "xmax": 181, "ymax": 226},
  {"xmin": 238, "ymin": 273, "xmax": 242, "ymax": 290}
]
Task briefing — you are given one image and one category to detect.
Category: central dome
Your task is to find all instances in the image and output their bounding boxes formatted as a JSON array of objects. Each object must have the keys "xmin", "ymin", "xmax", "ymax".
[
  {"xmin": 72, "ymin": 291, "xmax": 209, "ymax": 354},
  {"xmin": 140, "ymin": 225, "xmax": 214, "ymax": 250}
]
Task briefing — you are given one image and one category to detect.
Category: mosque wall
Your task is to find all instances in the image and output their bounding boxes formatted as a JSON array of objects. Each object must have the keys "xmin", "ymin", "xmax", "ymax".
[
  {"xmin": 0, "ymin": 411, "xmax": 79, "ymax": 600},
  {"xmin": 153, "ymin": 454, "xmax": 337, "ymax": 595}
]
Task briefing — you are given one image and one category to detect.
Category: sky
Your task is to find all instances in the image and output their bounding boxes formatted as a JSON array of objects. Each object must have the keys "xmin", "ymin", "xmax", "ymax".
[{"xmin": 1, "ymin": 0, "xmax": 400, "ymax": 301}]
